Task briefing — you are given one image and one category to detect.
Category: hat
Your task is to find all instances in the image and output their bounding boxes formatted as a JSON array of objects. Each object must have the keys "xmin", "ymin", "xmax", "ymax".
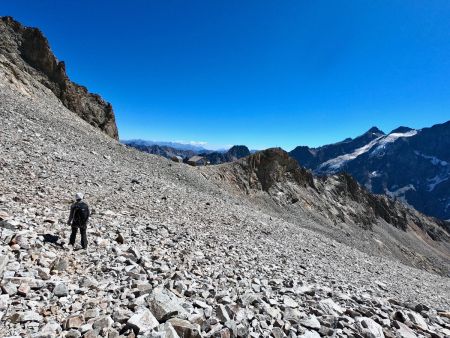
[{"xmin": 75, "ymin": 192, "xmax": 84, "ymax": 201}]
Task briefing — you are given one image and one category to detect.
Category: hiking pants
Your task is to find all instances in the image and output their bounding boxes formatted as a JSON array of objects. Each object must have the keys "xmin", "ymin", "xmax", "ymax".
[{"xmin": 69, "ymin": 226, "xmax": 87, "ymax": 249}]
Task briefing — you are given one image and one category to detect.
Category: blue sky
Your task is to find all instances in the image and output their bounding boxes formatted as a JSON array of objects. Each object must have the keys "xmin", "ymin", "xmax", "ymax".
[{"xmin": 3, "ymin": 1, "xmax": 450, "ymax": 150}]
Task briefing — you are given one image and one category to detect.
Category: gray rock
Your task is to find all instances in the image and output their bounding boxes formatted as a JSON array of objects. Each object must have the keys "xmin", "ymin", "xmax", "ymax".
[
  {"xmin": 318, "ymin": 298, "xmax": 344, "ymax": 316},
  {"xmin": 157, "ymin": 322, "xmax": 181, "ymax": 338},
  {"xmin": 283, "ymin": 307, "xmax": 303, "ymax": 323},
  {"xmin": 216, "ymin": 304, "xmax": 231, "ymax": 323},
  {"xmin": 299, "ymin": 330, "xmax": 320, "ymax": 338},
  {"xmin": 65, "ymin": 329, "xmax": 81, "ymax": 338},
  {"xmin": 283, "ymin": 296, "xmax": 298, "ymax": 308},
  {"xmin": 84, "ymin": 308, "xmax": 99, "ymax": 320},
  {"xmin": 299, "ymin": 315, "xmax": 321, "ymax": 330},
  {"xmin": 53, "ymin": 282, "xmax": 68, "ymax": 297},
  {"xmin": 127, "ymin": 307, "xmax": 159, "ymax": 334},
  {"xmin": 0, "ymin": 255, "xmax": 8, "ymax": 276},
  {"xmin": 393, "ymin": 321, "xmax": 417, "ymax": 338},
  {"xmin": 356, "ymin": 317, "xmax": 384, "ymax": 338},
  {"xmin": 406, "ymin": 311, "xmax": 428, "ymax": 331},
  {"xmin": 168, "ymin": 318, "xmax": 202, "ymax": 338},
  {"xmin": 65, "ymin": 315, "xmax": 84, "ymax": 329},
  {"xmin": 37, "ymin": 267, "xmax": 51, "ymax": 280},
  {"xmin": 0, "ymin": 294, "xmax": 9, "ymax": 310},
  {"xmin": 2, "ymin": 282, "xmax": 17, "ymax": 296},
  {"xmin": 148, "ymin": 287, "xmax": 187, "ymax": 321},
  {"xmin": 50, "ymin": 257, "xmax": 68, "ymax": 272},
  {"xmin": 40, "ymin": 321, "xmax": 62, "ymax": 335},
  {"xmin": 92, "ymin": 315, "xmax": 114, "ymax": 331},
  {"xmin": 18, "ymin": 311, "xmax": 43, "ymax": 322}
]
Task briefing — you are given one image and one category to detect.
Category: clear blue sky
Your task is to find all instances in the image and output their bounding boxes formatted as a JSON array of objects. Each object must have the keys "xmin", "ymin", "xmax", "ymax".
[{"xmin": 3, "ymin": 1, "xmax": 450, "ymax": 150}]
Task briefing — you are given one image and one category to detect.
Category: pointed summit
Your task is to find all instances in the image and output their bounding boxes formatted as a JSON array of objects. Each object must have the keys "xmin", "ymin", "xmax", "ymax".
[
  {"xmin": 390, "ymin": 126, "xmax": 414, "ymax": 134},
  {"xmin": 365, "ymin": 126, "xmax": 385, "ymax": 135}
]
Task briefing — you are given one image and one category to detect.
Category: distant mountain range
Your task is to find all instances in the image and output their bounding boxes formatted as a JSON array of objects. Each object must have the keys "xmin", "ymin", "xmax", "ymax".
[
  {"xmin": 125, "ymin": 122, "xmax": 450, "ymax": 220},
  {"xmin": 123, "ymin": 140, "xmax": 251, "ymax": 164},
  {"xmin": 122, "ymin": 139, "xmax": 212, "ymax": 152},
  {"xmin": 289, "ymin": 121, "xmax": 450, "ymax": 220}
]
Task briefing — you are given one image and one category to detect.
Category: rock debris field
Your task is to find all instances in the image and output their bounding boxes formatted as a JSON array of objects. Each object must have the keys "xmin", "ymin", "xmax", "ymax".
[{"xmin": 1, "ymin": 78, "xmax": 450, "ymax": 337}]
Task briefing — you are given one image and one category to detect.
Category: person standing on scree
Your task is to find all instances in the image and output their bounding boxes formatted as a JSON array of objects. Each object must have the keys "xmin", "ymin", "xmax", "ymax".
[{"xmin": 67, "ymin": 192, "xmax": 90, "ymax": 250}]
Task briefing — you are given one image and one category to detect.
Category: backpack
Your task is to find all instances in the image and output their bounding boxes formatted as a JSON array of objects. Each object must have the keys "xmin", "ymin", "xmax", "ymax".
[{"xmin": 73, "ymin": 202, "xmax": 89, "ymax": 226}]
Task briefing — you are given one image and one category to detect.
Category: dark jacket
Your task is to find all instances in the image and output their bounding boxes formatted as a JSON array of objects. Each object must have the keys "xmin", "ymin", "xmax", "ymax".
[{"xmin": 68, "ymin": 200, "xmax": 90, "ymax": 228}]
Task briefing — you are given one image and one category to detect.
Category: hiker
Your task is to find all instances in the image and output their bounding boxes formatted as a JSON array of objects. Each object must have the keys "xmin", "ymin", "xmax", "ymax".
[{"xmin": 67, "ymin": 192, "xmax": 90, "ymax": 249}]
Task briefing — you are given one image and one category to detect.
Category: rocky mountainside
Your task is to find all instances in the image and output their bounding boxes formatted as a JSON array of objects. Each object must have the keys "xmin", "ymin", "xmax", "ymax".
[
  {"xmin": 1, "ymin": 19, "xmax": 450, "ymax": 338},
  {"xmin": 208, "ymin": 148, "xmax": 450, "ymax": 274},
  {"xmin": 289, "ymin": 123, "xmax": 450, "ymax": 220},
  {"xmin": 0, "ymin": 16, "xmax": 119, "ymax": 139}
]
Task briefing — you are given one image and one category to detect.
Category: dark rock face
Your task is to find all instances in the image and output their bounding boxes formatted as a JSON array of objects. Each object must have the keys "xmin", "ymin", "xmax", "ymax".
[
  {"xmin": 226, "ymin": 145, "xmax": 251, "ymax": 160},
  {"xmin": 0, "ymin": 16, "xmax": 119, "ymax": 139},
  {"xmin": 289, "ymin": 121, "xmax": 450, "ymax": 220},
  {"xmin": 236, "ymin": 148, "xmax": 315, "ymax": 192}
]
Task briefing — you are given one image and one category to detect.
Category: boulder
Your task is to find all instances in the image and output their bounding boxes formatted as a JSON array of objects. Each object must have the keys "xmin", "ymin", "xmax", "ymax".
[
  {"xmin": 53, "ymin": 282, "xmax": 68, "ymax": 297},
  {"xmin": 406, "ymin": 312, "xmax": 428, "ymax": 331},
  {"xmin": 356, "ymin": 317, "xmax": 384, "ymax": 338},
  {"xmin": 92, "ymin": 315, "xmax": 114, "ymax": 331},
  {"xmin": 148, "ymin": 287, "xmax": 187, "ymax": 321},
  {"xmin": 318, "ymin": 299, "xmax": 344, "ymax": 316},
  {"xmin": 65, "ymin": 315, "xmax": 84, "ymax": 329},
  {"xmin": 299, "ymin": 315, "xmax": 321, "ymax": 330},
  {"xmin": 157, "ymin": 322, "xmax": 181, "ymax": 338},
  {"xmin": 127, "ymin": 307, "xmax": 159, "ymax": 334},
  {"xmin": 168, "ymin": 318, "xmax": 202, "ymax": 338}
]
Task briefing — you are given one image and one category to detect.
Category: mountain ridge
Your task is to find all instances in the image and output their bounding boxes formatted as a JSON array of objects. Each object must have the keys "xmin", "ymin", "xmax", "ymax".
[{"xmin": 289, "ymin": 121, "xmax": 450, "ymax": 220}]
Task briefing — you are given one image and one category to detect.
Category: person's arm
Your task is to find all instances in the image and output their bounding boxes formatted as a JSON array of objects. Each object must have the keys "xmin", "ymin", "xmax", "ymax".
[{"xmin": 68, "ymin": 204, "xmax": 75, "ymax": 225}]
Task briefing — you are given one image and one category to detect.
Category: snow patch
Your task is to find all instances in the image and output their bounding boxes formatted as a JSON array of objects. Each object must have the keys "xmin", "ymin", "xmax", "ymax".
[
  {"xmin": 369, "ymin": 171, "xmax": 381, "ymax": 178},
  {"xmin": 318, "ymin": 137, "xmax": 383, "ymax": 172},
  {"xmin": 385, "ymin": 185, "xmax": 415, "ymax": 205},
  {"xmin": 427, "ymin": 175, "xmax": 449, "ymax": 191},
  {"xmin": 317, "ymin": 130, "xmax": 417, "ymax": 173},
  {"xmin": 370, "ymin": 130, "xmax": 417, "ymax": 155},
  {"xmin": 414, "ymin": 151, "xmax": 448, "ymax": 166}
]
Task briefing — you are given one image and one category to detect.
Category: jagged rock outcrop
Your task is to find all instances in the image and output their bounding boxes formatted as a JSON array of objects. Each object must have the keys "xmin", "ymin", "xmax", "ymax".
[
  {"xmin": 221, "ymin": 148, "xmax": 315, "ymax": 192},
  {"xmin": 0, "ymin": 16, "xmax": 119, "ymax": 139}
]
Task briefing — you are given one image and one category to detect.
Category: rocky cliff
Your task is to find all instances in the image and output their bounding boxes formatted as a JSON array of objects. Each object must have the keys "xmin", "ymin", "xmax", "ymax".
[{"xmin": 0, "ymin": 16, "xmax": 119, "ymax": 139}]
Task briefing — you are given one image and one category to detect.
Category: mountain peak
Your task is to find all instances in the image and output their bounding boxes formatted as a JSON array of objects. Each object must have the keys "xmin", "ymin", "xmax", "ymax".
[
  {"xmin": 390, "ymin": 126, "xmax": 414, "ymax": 134},
  {"xmin": 365, "ymin": 126, "xmax": 385, "ymax": 135},
  {"xmin": 227, "ymin": 145, "xmax": 250, "ymax": 158}
]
